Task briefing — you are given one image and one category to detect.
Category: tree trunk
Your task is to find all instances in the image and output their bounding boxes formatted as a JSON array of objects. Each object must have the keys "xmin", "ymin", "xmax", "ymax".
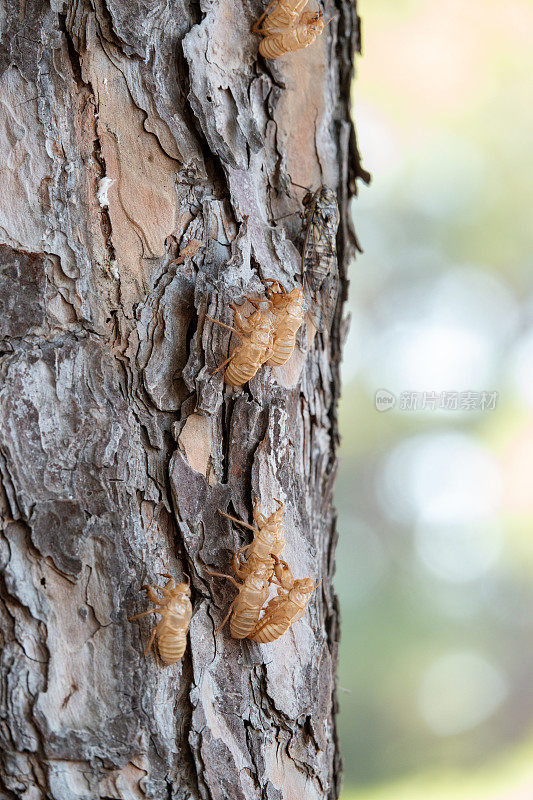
[{"xmin": 0, "ymin": 1, "xmax": 363, "ymax": 798}]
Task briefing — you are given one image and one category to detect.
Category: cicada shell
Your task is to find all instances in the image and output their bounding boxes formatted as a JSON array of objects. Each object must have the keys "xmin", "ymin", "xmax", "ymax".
[
  {"xmin": 259, "ymin": 12, "xmax": 325, "ymax": 59},
  {"xmin": 254, "ymin": 0, "xmax": 308, "ymax": 34},
  {"xmin": 218, "ymin": 498, "xmax": 285, "ymax": 581},
  {"xmin": 129, "ymin": 574, "xmax": 192, "ymax": 665},
  {"xmin": 208, "ymin": 303, "xmax": 275, "ymax": 386},
  {"xmin": 205, "ymin": 560, "xmax": 273, "ymax": 639},
  {"xmin": 249, "ymin": 559, "xmax": 316, "ymax": 643},
  {"xmin": 263, "ymin": 281, "xmax": 305, "ymax": 366},
  {"xmin": 301, "ymin": 186, "xmax": 340, "ymax": 331},
  {"xmin": 253, "ymin": 0, "xmax": 327, "ymax": 60}
]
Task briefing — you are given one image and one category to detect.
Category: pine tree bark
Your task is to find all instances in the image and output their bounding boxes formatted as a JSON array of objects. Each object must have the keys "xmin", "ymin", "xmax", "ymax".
[{"xmin": 0, "ymin": 1, "xmax": 364, "ymax": 798}]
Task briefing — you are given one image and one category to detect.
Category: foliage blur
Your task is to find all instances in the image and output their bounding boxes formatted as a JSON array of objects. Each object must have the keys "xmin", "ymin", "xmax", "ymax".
[{"xmin": 336, "ymin": 1, "xmax": 533, "ymax": 797}]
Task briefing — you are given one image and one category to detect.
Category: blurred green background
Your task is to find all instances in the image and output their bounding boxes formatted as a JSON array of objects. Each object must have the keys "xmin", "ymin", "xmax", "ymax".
[{"xmin": 336, "ymin": 0, "xmax": 533, "ymax": 798}]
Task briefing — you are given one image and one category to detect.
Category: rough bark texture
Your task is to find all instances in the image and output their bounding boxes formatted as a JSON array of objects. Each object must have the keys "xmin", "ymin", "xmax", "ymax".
[{"xmin": 0, "ymin": 1, "xmax": 364, "ymax": 798}]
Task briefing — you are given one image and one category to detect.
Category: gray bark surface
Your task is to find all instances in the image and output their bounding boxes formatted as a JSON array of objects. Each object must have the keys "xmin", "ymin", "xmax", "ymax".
[{"xmin": 0, "ymin": 0, "xmax": 364, "ymax": 797}]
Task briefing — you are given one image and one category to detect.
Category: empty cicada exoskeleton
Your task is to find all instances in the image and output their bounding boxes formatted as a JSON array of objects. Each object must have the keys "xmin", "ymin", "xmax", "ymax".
[
  {"xmin": 207, "ymin": 302, "xmax": 274, "ymax": 386},
  {"xmin": 205, "ymin": 560, "xmax": 273, "ymax": 639},
  {"xmin": 262, "ymin": 280, "xmax": 305, "ymax": 366},
  {"xmin": 129, "ymin": 574, "xmax": 192, "ymax": 664},
  {"xmin": 253, "ymin": 0, "xmax": 329, "ymax": 60},
  {"xmin": 301, "ymin": 186, "xmax": 340, "ymax": 331},
  {"xmin": 218, "ymin": 498, "xmax": 285, "ymax": 580},
  {"xmin": 249, "ymin": 559, "xmax": 316, "ymax": 643}
]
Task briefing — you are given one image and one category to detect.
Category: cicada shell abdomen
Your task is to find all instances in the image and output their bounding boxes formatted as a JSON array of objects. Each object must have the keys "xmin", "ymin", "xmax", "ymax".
[
  {"xmin": 265, "ymin": 285, "xmax": 305, "ymax": 367},
  {"xmin": 249, "ymin": 596, "xmax": 290, "ymax": 642},
  {"xmin": 230, "ymin": 607, "xmax": 261, "ymax": 638},
  {"xmin": 230, "ymin": 565, "xmax": 272, "ymax": 639},
  {"xmin": 225, "ymin": 332, "xmax": 272, "ymax": 385},
  {"xmin": 129, "ymin": 576, "xmax": 192, "ymax": 665},
  {"xmin": 158, "ymin": 617, "xmax": 189, "ymax": 664},
  {"xmin": 213, "ymin": 306, "xmax": 275, "ymax": 387},
  {"xmin": 225, "ymin": 351, "xmax": 262, "ymax": 386},
  {"xmin": 250, "ymin": 576, "xmax": 315, "ymax": 643},
  {"xmin": 229, "ymin": 589, "xmax": 268, "ymax": 638}
]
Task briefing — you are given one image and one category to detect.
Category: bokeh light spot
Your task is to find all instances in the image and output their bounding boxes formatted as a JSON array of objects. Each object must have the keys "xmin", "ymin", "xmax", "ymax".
[{"xmin": 418, "ymin": 651, "xmax": 508, "ymax": 736}]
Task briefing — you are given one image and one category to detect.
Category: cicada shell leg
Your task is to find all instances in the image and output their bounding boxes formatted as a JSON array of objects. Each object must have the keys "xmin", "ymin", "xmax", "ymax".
[{"xmin": 143, "ymin": 625, "xmax": 158, "ymax": 656}]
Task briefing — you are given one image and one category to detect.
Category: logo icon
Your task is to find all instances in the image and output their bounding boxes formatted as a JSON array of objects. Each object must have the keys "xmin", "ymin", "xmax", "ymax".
[{"xmin": 375, "ymin": 389, "xmax": 396, "ymax": 412}]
